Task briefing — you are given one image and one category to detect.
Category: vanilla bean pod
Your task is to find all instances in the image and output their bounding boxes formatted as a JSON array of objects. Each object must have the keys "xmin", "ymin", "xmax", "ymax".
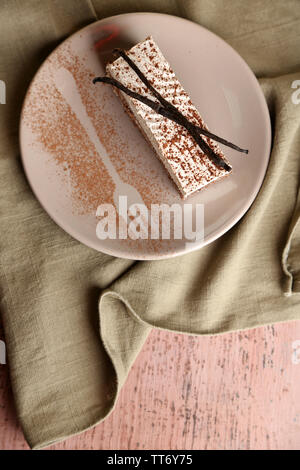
[
  {"xmin": 94, "ymin": 50, "xmax": 248, "ymax": 170},
  {"xmin": 113, "ymin": 49, "xmax": 248, "ymax": 155}
]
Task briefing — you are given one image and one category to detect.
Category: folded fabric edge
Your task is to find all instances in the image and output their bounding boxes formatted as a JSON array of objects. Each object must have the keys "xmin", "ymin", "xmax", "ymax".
[
  {"xmin": 28, "ymin": 291, "xmax": 151, "ymax": 450},
  {"xmin": 99, "ymin": 289, "xmax": 300, "ymax": 338},
  {"xmin": 282, "ymin": 188, "xmax": 300, "ymax": 296},
  {"xmin": 26, "ymin": 277, "xmax": 300, "ymax": 449}
]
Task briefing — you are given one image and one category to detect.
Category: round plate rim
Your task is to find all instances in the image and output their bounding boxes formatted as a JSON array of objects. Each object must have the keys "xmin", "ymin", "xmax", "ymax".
[{"xmin": 19, "ymin": 12, "xmax": 272, "ymax": 260}]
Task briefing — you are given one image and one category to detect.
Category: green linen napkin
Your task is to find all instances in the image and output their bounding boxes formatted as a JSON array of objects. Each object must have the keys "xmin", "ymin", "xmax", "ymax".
[{"xmin": 0, "ymin": 0, "xmax": 299, "ymax": 449}]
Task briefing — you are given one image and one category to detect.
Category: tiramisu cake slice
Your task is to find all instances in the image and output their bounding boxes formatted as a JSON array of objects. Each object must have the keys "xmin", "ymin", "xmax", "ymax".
[{"xmin": 105, "ymin": 36, "xmax": 232, "ymax": 199}]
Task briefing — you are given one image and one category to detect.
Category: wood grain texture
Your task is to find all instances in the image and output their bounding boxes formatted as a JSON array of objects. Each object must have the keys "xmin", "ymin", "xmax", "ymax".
[{"xmin": 1, "ymin": 318, "xmax": 300, "ymax": 450}]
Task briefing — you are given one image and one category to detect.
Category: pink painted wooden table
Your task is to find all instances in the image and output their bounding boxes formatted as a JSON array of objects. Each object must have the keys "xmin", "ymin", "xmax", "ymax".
[{"xmin": 1, "ymin": 316, "xmax": 300, "ymax": 450}]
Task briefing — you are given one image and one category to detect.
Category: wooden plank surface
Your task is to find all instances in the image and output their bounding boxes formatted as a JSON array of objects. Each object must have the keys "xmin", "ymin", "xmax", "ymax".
[{"xmin": 1, "ymin": 318, "xmax": 300, "ymax": 450}]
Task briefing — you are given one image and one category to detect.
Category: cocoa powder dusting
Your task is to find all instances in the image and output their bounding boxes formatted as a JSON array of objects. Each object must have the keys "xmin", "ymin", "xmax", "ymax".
[{"xmin": 22, "ymin": 44, "xmax": 172, "ymax": 218}]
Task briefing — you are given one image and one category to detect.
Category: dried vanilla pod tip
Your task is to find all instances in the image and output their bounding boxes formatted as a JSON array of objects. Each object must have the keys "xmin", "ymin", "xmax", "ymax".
[{"xmin": 94, "ymin": 37, "xmax": 248, "ymax": 198}]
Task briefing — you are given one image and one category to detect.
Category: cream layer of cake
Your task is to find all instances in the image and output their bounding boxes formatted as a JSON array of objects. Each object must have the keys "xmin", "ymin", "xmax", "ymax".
[{"xmin": 106, "ymin": 36, "xmax": 232, "ymax": 198}]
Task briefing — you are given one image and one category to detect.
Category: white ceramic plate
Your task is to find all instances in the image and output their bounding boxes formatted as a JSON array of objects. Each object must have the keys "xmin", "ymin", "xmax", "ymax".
[{"xmin": 20, "ymin": 13, "xmax": 271, "ymax": 260}]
